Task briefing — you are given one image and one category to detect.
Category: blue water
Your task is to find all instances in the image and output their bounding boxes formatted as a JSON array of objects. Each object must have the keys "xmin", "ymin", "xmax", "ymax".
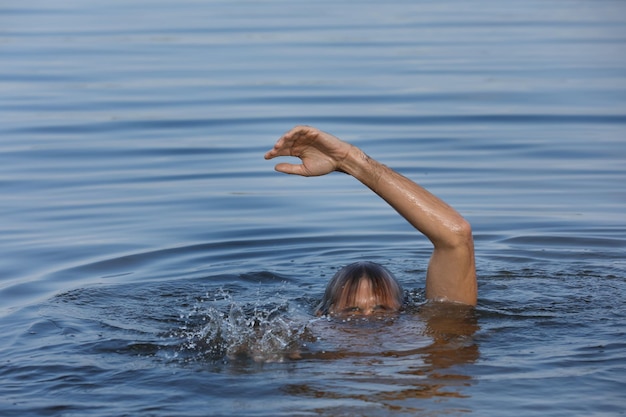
[{"xmin": 1, "ymin": 0, "xmax": 625, "ymax": 416}]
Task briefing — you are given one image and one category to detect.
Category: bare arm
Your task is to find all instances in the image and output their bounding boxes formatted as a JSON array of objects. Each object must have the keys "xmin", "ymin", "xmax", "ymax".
[{"xmin": 264, "ymin": 126, "xmax": 477, "ymax": 306}]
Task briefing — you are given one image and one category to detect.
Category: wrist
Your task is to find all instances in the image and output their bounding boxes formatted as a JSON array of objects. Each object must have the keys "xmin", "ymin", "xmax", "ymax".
[{"xmin": 338, "ymin": 145, "xmax": 370, "ymax": 176}]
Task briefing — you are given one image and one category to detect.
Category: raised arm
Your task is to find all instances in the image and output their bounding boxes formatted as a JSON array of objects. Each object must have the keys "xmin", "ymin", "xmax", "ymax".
[{"xmin": 265, "ymin": 126, "xmax": 477, "ymax": 306}]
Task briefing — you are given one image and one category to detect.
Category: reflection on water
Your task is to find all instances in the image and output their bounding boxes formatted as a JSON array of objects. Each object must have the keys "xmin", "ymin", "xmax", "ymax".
[{"xmin": 286, "ymin": 303, "xmax": 480, "ymax": 414}]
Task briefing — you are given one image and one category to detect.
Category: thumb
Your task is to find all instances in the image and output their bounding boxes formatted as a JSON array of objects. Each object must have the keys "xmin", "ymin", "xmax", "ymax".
[{"xmin": 275, "ymin": 162, "xmax": 307, "ymax": 176}]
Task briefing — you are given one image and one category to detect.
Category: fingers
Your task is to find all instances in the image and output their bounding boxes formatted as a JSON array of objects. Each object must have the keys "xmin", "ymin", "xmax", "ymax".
[
  {"xmin": 264, "ymin": 149, "xmax": 277, "ymax": 160},
  {"xmin": 264, "ymin": 143, "xmax": 293, "ymax": 160},
  {"xmin": 264, "ymin": 145, "xmax": 283, "ymax": 160},
  {"xmin": 264, "ymin": 131, "xmax": 296, "ymax": 160},
  {"xmin": 264, "ymin": 136, "xmax": 283, "ymax": 160},
  {"xmin": 265, "ymin": 125, "xmax": 318, "ymax": 157}
]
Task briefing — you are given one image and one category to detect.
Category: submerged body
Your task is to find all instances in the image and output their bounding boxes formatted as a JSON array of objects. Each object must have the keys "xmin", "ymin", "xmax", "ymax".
[{"xmin": 265, "ymin": 126, "xmax": 477, "ymax": 314}]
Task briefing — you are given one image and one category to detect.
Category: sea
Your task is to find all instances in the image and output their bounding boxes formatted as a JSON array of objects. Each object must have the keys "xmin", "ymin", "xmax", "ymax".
[{"xmin": 1, "ymin": 0, "xmax": 625, "ymax": 416}]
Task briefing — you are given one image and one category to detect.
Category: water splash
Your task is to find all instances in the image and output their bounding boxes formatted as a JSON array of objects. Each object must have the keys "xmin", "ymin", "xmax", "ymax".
[{"xmin": 168, "ymin": 289, "xmax": 313, "ymax": 363}]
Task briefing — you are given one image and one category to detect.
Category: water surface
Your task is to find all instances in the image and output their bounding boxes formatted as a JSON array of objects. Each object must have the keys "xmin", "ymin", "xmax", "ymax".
[{"xmin": 1, "ymin": 0, "xmax": 625, "ymax": 416}]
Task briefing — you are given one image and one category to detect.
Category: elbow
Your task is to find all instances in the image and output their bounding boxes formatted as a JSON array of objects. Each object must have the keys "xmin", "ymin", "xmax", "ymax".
[
  {"xmin": 456, "ymin": 218, "xmax": 473, "ymax": 242},
  {"xmin": 441, "ymin": 217, "xmax": 474, "ymax": 249}
]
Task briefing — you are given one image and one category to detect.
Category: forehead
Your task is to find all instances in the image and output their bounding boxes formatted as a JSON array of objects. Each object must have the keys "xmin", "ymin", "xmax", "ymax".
[
  {"xmin": 337, "ymin": 277, "xmax": 395, "ymax": 307},
  {"xmin": 354, "ymin": 279, "xmax": 374, "ymax": 300}
]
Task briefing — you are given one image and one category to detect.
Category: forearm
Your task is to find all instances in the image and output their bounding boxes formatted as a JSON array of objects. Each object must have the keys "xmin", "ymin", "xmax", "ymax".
[{"xmin": 340, "ymin": 146, "xmax": 471, "ymax": 248}]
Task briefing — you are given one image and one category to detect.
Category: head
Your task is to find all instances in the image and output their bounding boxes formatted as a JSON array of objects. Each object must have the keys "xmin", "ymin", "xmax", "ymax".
[{"xmin": 316, "ymin": 261, "xmax": 403, "ymax": 317}]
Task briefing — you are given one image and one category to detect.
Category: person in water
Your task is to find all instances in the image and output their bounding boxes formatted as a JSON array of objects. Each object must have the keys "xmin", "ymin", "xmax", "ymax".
[{"xmin": 264, "ymin": 126, "xmax": 477, "ymax": 316}]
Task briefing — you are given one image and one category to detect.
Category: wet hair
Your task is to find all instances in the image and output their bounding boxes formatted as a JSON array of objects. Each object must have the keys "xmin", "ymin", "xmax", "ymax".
[{"xmin": 316, "ymin": 261, "xmax": 403, "ymax": 316}]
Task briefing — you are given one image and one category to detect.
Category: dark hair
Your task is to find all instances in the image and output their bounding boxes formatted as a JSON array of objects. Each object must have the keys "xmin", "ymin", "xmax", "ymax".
[{"xmin": 316, "ymin": 261, "xmax": 403, "ymax": 316}]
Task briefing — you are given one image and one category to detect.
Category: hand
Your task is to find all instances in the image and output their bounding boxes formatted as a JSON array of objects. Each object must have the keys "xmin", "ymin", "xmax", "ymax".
[{"xmin": 264, "ymin": 125, "xmax": 353, "ymax": 176}]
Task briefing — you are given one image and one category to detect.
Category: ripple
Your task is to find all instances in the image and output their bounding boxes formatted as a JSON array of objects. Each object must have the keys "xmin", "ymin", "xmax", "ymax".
[{"xmin": 7, "ymin": 113, "xmax": 626, "ymax": 136}]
